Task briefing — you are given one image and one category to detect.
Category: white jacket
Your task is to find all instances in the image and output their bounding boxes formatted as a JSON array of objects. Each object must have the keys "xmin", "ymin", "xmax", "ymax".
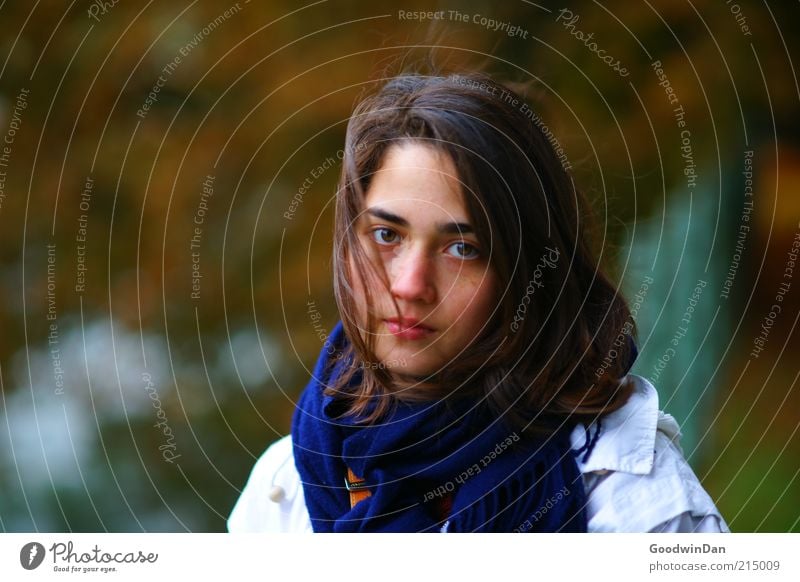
[{"xmin": 228, "ymin": 375, "xmax": 730, "ymax": 533}]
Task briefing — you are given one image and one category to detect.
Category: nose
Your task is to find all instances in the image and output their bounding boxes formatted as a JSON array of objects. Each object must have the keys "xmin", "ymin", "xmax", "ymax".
[{"xmin": 389, "ymin": 245, "xmax": 436, "ymax": 304}]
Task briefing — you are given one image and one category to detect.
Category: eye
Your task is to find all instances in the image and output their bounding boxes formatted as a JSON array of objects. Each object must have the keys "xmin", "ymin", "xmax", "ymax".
[
  {"xmin": 371, "ymin": 227, "xmax": 399, "ymax": 245},
  {"xmin": 446, "ymin": 241, "xmax": 480, "ymax": 260}
]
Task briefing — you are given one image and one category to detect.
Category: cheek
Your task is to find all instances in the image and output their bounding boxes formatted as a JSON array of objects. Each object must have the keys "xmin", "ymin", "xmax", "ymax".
[
  {"xmin": 454, "ymin": 273, "xmax": 498, "ymax": 326},
  {"xmin": 349, "ymin": 240, "xmax": 386, "ymax": 285},
  {"xmin": 347, "ymin": 257, "xmax": 389, "ymax": 321},
  {"xmin": 349, "ymin": 265, "xmax": 369, "ymax": 316}
]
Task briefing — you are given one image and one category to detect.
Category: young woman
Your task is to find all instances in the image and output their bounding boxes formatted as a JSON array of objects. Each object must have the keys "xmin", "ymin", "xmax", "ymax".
[{"xmin": 228, "ymin": 73, "xmax": 729, "ymax": 533}]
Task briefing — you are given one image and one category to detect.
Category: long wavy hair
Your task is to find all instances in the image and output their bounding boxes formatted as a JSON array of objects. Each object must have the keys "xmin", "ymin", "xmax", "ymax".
[{"xmin": 327, "ymin": 73, "xmax": 636, "ymax": 436}]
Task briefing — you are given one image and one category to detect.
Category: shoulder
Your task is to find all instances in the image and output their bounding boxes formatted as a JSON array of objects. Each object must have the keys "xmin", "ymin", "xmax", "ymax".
[
  {"xmin": 569, "ymin": 374, "xmax": 730, "ymax": 532},
  {"xmin": 229, "ymin": 375, "xmax": 730, "ymax": 533},
  {"xmin": 227, "ymin": 435, "xmax": 312, "ymax": 533}
]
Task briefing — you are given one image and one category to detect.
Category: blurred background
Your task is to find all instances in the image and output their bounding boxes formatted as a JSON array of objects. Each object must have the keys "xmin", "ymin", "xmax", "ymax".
[{"xmin": 0, "ymin": 0, "xmax": 797, "ymax": 532}]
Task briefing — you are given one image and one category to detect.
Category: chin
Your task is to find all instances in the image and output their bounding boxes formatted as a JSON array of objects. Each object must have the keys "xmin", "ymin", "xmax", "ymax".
[{"xmin": 393, "ymin": 356, "xmax": 446, "ymax": 378}]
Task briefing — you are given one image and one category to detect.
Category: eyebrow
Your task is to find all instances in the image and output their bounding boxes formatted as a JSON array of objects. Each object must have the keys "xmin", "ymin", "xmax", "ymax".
[{"xmin": 366, "ymin": 207, "xmax": 474, "ymax": 235}]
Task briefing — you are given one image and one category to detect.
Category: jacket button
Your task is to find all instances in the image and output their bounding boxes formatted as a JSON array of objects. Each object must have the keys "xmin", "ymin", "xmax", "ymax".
[{"xmin": 268, "ymin": 486, "xmax": 285, "ymax": 503}]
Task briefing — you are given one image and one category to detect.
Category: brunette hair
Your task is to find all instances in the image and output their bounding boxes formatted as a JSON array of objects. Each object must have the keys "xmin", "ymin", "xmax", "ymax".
[{"xmin": 328, "ymin": 72, "xmax": 636, "ymax": 436}]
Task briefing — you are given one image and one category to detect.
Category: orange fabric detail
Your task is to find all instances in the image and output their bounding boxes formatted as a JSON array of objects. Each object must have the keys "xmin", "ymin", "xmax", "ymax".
[{"xmin": 347, "ymin": 467, "xmax": 371, "ymax": 508}]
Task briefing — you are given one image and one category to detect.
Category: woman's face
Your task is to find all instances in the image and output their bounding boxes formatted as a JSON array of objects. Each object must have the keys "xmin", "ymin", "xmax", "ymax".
[{"xmin": 350, "ymin": 143, "xmax": 498, "ymax": 377}]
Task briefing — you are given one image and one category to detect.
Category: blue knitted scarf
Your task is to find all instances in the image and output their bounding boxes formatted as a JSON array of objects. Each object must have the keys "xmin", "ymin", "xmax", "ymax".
[{"xmin": 292, "ymin": 321, "xmax": 633, "ymax": 533}]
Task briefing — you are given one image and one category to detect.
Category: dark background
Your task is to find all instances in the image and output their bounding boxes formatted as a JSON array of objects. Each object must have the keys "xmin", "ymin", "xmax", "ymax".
[{"xmin": 0, "ymin": 0, "xmax": 797, "ymax": 532}]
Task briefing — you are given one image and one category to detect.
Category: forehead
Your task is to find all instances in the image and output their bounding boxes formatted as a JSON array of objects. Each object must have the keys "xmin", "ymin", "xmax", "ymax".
[{"xmin": 364, "ymin": 143, "xmax": 470, "ymax": 221}]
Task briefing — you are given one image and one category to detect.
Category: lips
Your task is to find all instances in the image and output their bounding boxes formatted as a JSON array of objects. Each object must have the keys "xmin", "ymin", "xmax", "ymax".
[{"xmin": 384, "ymin": 317, "xmax": 435, "ymax": 340}]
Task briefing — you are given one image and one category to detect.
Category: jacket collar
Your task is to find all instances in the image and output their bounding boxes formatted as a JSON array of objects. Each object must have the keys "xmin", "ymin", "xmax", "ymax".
[{"xmin": 569, "ymin": 374, "xmax": 660, "ymax": 475}]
